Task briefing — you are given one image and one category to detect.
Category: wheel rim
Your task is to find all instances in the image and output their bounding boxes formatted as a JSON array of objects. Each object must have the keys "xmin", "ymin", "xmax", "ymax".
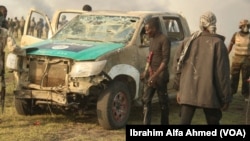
[{"xmin": 112, "ymin": 91, "xmax": 128, "ymax": 122}]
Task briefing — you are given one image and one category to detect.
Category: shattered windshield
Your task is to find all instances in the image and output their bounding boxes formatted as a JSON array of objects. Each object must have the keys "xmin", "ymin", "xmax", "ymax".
[{"xmin": 52, "ymin": 15, "xmax": 139, "ymax": 43}]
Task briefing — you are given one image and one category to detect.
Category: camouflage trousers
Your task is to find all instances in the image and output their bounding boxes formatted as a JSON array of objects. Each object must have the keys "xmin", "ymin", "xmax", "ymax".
[{"xmin": 230, "ymin": 56, "xmax": 250, "ymax": 97}]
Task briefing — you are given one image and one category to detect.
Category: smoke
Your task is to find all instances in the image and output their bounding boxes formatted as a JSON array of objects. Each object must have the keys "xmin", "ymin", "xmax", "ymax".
[
  {"xmin": 165, "ymin": 0, "xmax": 250, "ymax": 44},
  {"xmin": 1, "ymin": 0, "xmax": 250, "ymax": 44},
  {"xmin": 1, "ymin": 0, "xmax": 53, "ymax": 18},
  {"xmin": 2, "ymin": 0, "xmax": 172, "ymax": 18}
]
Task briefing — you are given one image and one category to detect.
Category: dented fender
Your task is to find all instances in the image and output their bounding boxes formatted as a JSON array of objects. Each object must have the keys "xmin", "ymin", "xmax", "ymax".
[{"xmin": 108, "ymin": 64, "xmax": 140, "ymax": 100}]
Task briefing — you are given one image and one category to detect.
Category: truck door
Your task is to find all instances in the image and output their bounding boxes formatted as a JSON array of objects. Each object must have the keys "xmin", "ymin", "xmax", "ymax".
[
  {"xmin": 50, "ymin": 10, "xmax": 84, "ymax": 33},
  {"xmin": 20, "ymin": 9, "xmax": 51, "ymax": 47},
  {"xmin": 21, "ymin": 9, "xmax": 84, "ymax": 47},
  {"xmin": 162, "ymin": 16, "xmax": 186, "ymax": 91}
]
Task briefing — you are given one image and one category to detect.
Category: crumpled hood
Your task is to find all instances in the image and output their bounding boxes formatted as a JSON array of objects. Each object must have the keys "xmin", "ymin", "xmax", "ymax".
[{"xmin": 25, "ymin": 40, "xmax": 124, "ymax": 61}]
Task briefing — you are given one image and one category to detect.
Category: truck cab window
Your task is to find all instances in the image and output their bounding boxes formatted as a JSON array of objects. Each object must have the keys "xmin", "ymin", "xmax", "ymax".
[{"xmin": 163, "ymin": 17, "xmax": 184, "ymax": 41}]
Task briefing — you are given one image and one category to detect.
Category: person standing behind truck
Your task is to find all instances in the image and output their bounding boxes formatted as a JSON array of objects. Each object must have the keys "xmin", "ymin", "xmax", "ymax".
[
  {"xmin": 140, "ymin": 17, "xmax": 171, "ymax": 125},
  {"xmin": 36, "ymin": 18, "xmax": 44, "ymax": 38},
  {"xmin": 28, "ymin": 17, "xmax": 36, "ymax": 36},
  {"xmin": 172, "ymin": 11, "xmax": 231, "ymax": 124},
  {"xmin": 58, "ymin": 15, "xmax": 68, "ymax": 29},
  {"xmin": 13, "ymin": 17, "xmax": 19, "ymax": 38},
  {"xmin": 82, "ymin": 4, "xmax": 92, "ymax": 11},
  {"xmin": 228, "ymin": 19, "xmax": 250, "ymax": 101},
  {"xmin": 19, "ymin": 16, "xmax": 25, "ymax": 36}
]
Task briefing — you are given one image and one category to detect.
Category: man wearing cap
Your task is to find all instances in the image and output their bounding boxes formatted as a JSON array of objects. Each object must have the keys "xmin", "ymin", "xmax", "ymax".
[
  {"xmin": 172, "ymin": 11, "xmax": 231, "ymax": 124},
  {"xmin": 228, "ymin": 19, "xmax": 250, "ymax": 101}
]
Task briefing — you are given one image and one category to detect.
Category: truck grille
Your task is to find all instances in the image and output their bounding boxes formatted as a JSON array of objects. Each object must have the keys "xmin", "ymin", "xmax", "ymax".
[{"xmin": 29, "ymin": 58, "xmax": 68, "ymax": 87}]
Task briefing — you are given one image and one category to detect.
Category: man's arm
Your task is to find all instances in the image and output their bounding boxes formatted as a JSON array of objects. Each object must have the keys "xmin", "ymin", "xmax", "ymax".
[
  {"xmin": 148, "ymin": 36, "xmax": 170, "ymax": 83},
  {"xmin": 228, "ymin": 32, "xmax": 236, "ymax": 53}
]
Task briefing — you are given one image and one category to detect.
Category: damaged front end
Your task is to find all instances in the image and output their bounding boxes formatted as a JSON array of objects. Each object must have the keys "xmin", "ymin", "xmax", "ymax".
[{"xmin": 7, "ymin": 53, "xmax": 109, "ymax": 115}]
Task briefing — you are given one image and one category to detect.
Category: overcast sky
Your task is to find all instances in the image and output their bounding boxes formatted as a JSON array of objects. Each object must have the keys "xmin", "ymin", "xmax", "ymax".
[{"xmin": 1, "ymin": 0, "xmax": 250, "ymax": 44}]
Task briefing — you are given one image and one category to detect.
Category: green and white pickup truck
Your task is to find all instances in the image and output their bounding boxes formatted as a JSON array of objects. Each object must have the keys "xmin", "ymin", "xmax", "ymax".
[{"xmin": 6, "ymin": 9, "xmax": 191, "ymax": 129}]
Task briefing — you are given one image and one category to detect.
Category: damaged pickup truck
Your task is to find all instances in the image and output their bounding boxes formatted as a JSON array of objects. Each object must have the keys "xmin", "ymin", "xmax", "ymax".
[{"xmin": 6, "ymin": 9, "xmax": 190, "ymax": 129}]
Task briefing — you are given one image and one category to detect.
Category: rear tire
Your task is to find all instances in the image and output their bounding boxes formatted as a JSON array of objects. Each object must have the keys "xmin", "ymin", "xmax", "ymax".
[{"xmin": 97, "ymin": 81, "xmax": 131, "ymax": 130}]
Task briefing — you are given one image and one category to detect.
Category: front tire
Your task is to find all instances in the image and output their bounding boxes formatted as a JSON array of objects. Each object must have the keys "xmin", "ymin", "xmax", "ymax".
[
  {"xmin": 15, "ymin": 98, "xmax": 32, "ymax": 115},
  {"xmin": 97, "ymin": 81, "xmax": 131, "ymax": 130}
]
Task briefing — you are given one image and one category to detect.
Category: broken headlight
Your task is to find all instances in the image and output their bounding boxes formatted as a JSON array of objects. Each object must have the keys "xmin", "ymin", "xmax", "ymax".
[{"xmin": 70, "ymin": 60, "xmax": 107, "ymax": 77}]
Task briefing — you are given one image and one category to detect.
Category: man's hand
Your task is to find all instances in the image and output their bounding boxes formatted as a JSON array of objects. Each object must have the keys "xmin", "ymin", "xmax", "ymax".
[
  {"xmin": 176, "ymin": 92, "xmax": 181, "ymax": 104},
  {"xmin": 140, "ymin": 72, "xmax": 146, "ymax": 80},
  {"xmin": 147, "ymin": 74, "xmax": 157, "ymax": 87}
]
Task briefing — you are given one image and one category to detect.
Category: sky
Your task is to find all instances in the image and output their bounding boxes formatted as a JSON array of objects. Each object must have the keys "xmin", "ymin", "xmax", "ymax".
[{"xmin": 1, "ymin": 0, "xmax": 250, "ymax": 44}]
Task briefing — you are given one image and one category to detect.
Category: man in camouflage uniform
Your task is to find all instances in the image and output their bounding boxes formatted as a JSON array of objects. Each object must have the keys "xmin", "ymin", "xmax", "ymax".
[
  {"xmin": 0, "ymin": 11, "xmax": 25, "ymax": 89},
  {"xmin": 28, "ymin": 17, "xmax": 36, "ymax": 36},
  {"xmin": 228, "ymin": 19, "xmax": 250, "ymax": 101},
  {"xmin": 13, "ymin": 17, "xmax": 19, "ymax": 38},
  {"xmin": 58, "ymin": 15, "xmax": 68, "ymax": 28},
  {"xmin": 0, "ymin": 11, "xmax": 7, "ymax": 113},
  {"xmin": 36, "ymin": 18, "xmax": 44, "ymax": 38},
  {"xmin": 44, "ymin": 22, "xmax": 49, "ymax": 38},
  {"xmin": 19, "ymin": 16, "xmax": 25, "ymax": 36}
]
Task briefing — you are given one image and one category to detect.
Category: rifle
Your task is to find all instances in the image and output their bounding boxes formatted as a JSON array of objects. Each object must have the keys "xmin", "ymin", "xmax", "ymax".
[
  {"xmin": 176, "ymin": 31, "xmax": 201, "ymax": 72},
  {"xmin": 142, "ymin": 51, "xmax": 153, "ymax": 83}
]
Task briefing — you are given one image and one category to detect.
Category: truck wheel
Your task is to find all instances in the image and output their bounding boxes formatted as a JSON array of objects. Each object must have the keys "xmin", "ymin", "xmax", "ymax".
[
  {"xmin": 15, "ymin": 98, "xmax": 32, "ymax": 115},
  {"xmin": 97, "ymin": 81, "xmax": 131, "ymax": 130}
]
